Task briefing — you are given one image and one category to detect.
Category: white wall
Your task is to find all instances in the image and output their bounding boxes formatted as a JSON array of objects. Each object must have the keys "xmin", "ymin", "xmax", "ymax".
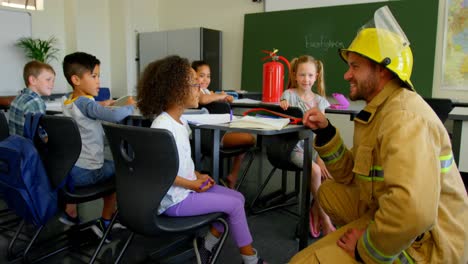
[
  {"xmin": 157, "ymin": 0, "xmax": 263, "ymax": 91},
  {"xmin": 2, "ymin": 0, "xmax": 465, "ymax": 102}
]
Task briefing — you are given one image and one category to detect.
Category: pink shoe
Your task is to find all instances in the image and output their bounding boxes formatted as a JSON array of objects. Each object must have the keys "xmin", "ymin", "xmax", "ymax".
[{"xmin": 309, "ymin": 204, "xmax": 321, "ymax": 238}]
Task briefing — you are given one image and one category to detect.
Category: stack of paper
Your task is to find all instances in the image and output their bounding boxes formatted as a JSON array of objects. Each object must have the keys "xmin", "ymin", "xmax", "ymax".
[
  {"xmin": 230, "ymin": 116, "xmax": 290, "ymax": 130},
  {"xmin": 182, "ymin": 114, "xmax": 231, "ymax": 125}
]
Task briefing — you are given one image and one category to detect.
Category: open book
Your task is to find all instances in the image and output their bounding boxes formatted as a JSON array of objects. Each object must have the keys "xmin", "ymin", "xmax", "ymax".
[
  {"xmin": 230, "ymin": 116, "xmax": 290, "ymax": 130},
  {"xmin": 112, "ymin": 95, "xmax": 133, "ymax": 107},
  {"xmin": 182, "ymin": 113, "xmax": 232, "ymax": 126}
]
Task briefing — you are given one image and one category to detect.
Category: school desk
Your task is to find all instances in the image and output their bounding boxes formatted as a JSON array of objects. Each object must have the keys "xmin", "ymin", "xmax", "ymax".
[
  {"xmin": 191, "ymin": 122, "xmax": 313, "ymax": 251},
  {"xmin": 230, "ymin": 99, "xmax": 363, "ymax": 120}
]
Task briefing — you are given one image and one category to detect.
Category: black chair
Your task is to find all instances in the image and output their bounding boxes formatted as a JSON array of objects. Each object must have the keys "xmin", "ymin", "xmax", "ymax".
[
  {"xmin": 237, "ymin": 105, "xmax": 305, "ymax": 214},
  {"xmin": 200, "ymin": 101, "xmax": 256, "ymax": 189},
  {"xmin": 0, "ymin": 111, "xmax": 9, "ymax": 141},
  {"xmin": 7, "ymin": 115, "xmax": 115, "ymax": 262},
  {"xmin": 423, "ymin": 97, "xmax": 453, "ymax": 124},
  {"xmin": 92, "ymin": 122, "xmax": 229, "ymax": 264}
]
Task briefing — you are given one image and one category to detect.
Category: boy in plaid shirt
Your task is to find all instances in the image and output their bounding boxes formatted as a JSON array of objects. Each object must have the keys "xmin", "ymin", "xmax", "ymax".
[{"xmin": 9, "ymin": 60, "xmax": 55, "ymax": 136}]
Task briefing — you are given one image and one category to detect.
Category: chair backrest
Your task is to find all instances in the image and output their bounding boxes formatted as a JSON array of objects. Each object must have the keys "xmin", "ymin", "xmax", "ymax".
[
  {"xmin": 94, "ymin": 87, "xmax": 111, "ymax": 102},
  {"xmin": 199, "ymin": 101, "xmax": 231, "ymax": 155},
  {"xmin": 423, "ymin": 97, "xmax": 453, "ymax": 124},
  {"xmin": 259, "ymin": 105, "xmax": 304, "ymax": 171},
  {"xmin": 0, "ymin": 111, "xmax": 9, "ymax": 141},
  {"xmin": 102, "ymin": 122, "xmax": 179, "ymax": 235},
  {"xmin": 256, "ymin": 104, "xmax": 304, "ymax": 120},
  {"xmin": 203, "ymin": 101, "xmax": 231, "ymax": 114},
  {"xmin": 38, "ymin": 115, "xmax": 82, "ymax": 189}
]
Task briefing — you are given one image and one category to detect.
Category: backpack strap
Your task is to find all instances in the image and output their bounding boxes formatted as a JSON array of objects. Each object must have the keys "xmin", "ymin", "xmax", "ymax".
[{"xmin": 23, "ymin": 113, "xmax": 43, "ymax": 140}]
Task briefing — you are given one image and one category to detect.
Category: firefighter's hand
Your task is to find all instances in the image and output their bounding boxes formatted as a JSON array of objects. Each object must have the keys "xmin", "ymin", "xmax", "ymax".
[
  {"xmin": 303, "ymin": 107, "xmax": 328, "ymax": 130},
  {"xmin": 279, "ymin": 99, "xmax": 289, "ymax": 110},
  {"xmin": 317, "ymin": 157, "xmax": 332, "ymax": 180},
  {"xmin": 337, "ymin": 228, "xmax": 365, "ymax": 258}
]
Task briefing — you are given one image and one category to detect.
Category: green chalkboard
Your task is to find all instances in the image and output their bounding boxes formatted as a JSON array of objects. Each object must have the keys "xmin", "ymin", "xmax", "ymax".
[{"xmin": 241, "ymin": 0, "xmax": 438, "ymax": 97}]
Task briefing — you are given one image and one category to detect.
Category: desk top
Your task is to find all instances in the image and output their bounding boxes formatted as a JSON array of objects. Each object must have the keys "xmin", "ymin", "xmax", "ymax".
[
  {"xmin": 449, "ymin": 107, "xmax": 468, "ymax": 121},
  {"xmin": 194, "ymin": 122, "xmax": 311, "ymax": 137},
  {"xmin": 231, "ymin": 98, "xmax": 364, "ymax": 116}
]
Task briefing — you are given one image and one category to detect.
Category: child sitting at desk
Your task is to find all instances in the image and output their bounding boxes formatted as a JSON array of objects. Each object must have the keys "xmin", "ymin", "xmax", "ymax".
[
  {"xmin": 279, "ymin": 55, "xmax": 335, "ymax": 238},
  {"xmin": 61, "ymin": 51, "xmax": 135, "ymax": 239},
  {"xmin": 192, "ymin": 60, "xmax": 255, "ymax": 189},
  {"xmin": 138, "ymin": 56, "xmax": 267, "ymax": 264},
  {"xmin": 9, "ymin": 61, "xmax": 55, "ymax": 136}
]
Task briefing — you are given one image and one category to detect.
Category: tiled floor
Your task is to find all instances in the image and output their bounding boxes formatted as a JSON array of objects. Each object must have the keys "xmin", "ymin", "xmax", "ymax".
[{"xmin": 0, "ymin": 202, "xmax": 318, "ymax": 264}]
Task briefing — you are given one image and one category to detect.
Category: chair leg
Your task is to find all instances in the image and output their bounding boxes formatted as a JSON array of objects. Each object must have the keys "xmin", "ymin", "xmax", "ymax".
[
  {"xmin": 250, "ymin": 168, "xmax": 301, "ymax": 215},
  {"xmin": 235, "ymin": 150, "xmax": 256, "ymax": 191},
  {"xmin": 249, "ymin": 167, "xmax": 277, "ymax": 210},
  {"xmin": 114, "ymin": 232, "xmax": 135, "ymax": 264},
  {"xmin": 22, "ymin": 224, "xmax": 44, "ymax": 263},
  {"xmin": 210, "ymin": 217, "xmax": 229, "ymax": 264},
  {"xmin": 89, "ymin": 210, "xmax": 119, "ymax": 264},
  {"xmin": 7, "ymin": 219, "xmax": 26, "ymax": 260}
]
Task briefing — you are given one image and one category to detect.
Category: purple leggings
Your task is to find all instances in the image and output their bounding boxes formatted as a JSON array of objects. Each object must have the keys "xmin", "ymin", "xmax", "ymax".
[{"xmin": 163, "ymin": 185, "xmax": 253, "ymax": 247}]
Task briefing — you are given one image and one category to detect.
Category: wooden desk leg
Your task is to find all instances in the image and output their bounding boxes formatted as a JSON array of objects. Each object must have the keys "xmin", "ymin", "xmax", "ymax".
[
  {"xmin": 194, "ymin": 128, "xmax": 202, "ymax": 171},
  {"xmin": 211, "ymin": 129, "xmax": 221, "ymax": 183},
  {"xmin": 299, "ymin": 132, "xmax": 312, "ymax": 250}
]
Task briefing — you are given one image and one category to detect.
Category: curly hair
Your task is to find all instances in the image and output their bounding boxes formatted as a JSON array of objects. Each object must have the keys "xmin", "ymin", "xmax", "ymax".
[{"xmin": 137, "ymin": 55, "xmax": 192, "ymax": 118}]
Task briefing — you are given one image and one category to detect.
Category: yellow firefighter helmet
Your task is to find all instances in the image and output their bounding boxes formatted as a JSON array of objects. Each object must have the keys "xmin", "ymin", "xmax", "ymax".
[{"xmin": 339, "ymin": 27, "xmax": 414, "ymax": 90}]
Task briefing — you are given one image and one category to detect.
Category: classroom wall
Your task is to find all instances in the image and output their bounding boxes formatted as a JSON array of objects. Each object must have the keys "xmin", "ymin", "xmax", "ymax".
[
  {"xmin": 2, "ymin": 0, "xmax": 465, "ymax": 102},
  {"xmin": 156, "ymin": 0, "xmax": 263, "ymax": 92},
  {"xmin": 1, "ymin": 0, "xmax": 158, "ymax": 97}
]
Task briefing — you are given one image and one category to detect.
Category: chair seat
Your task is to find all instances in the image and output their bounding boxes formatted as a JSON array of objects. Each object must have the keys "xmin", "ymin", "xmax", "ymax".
[
  {"xmin": 62, "ymin": 178, "xmax": 115, "ymax": 203},
  {"xmin": 154, "ymin": 212, "xmax": 225, "ymax": 234},
  {"xmin": 219, "ymin": 145, "xmax": 257, "ymax": 157}
]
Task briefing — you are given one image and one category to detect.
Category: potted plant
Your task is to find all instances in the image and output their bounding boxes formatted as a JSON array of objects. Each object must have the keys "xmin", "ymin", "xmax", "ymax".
[{"xmin": 15, "ymin": 36, "xmax": 59, "ymax": 63}]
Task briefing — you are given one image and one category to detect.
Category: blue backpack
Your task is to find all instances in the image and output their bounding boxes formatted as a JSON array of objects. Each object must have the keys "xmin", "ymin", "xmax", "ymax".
[{"xmin": 0, "ymin": 113, "xmax": 57, "ymax": 226}]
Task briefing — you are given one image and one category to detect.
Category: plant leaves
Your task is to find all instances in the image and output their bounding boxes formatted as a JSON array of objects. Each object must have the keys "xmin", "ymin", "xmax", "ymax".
[{"xmin": 15, "ymin": 36, "xmax": 59, "ymax": 63}]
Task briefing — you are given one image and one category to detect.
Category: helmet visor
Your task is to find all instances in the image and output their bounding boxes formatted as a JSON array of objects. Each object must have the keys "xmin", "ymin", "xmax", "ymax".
[{"xmin": 359, "ymin": 5, "xmax": 410, "ymax": 65}]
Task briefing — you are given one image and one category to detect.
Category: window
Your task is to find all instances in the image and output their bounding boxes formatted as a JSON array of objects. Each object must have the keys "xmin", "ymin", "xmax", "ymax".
[{"xmin": 1, "ymin": 0, "xmax": 43, "ymax": 10}]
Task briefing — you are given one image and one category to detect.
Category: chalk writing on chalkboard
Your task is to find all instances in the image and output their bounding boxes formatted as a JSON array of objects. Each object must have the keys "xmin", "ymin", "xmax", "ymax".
[{"xmin": 304, "ymin": 34, "xmax": 345, "ymax": 51}]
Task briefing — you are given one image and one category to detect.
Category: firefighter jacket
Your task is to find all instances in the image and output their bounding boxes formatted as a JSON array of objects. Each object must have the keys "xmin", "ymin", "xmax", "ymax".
[{"xmin": 314, "ymin": 80, "xmax": 468, "ymax": 264}]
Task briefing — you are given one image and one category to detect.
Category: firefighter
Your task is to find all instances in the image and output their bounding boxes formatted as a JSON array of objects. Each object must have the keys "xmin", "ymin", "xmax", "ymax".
[{"xmin": 290, "ymin": 6, "xmax": 467, "ymax": 264}]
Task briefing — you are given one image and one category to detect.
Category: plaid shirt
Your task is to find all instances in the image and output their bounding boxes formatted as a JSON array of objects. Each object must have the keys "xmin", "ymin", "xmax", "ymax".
[{"xmin": 8, "ymin": 88, "xmax": 46, "ymax": 136}]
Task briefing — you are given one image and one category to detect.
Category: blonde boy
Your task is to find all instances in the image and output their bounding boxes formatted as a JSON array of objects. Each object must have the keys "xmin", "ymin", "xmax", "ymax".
[{"xmin": 8, "ymin": 61, "xmax": 55, "ymax": 136}]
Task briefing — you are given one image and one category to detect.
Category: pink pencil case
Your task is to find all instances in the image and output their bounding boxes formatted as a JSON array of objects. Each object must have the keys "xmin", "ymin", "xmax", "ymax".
[{"xmin": 330, "ymin": 93, "xmax": 350, "ymax": 109}]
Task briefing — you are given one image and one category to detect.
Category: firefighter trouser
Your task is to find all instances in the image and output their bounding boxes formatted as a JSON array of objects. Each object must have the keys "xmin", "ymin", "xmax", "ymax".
[{"xmin": 290, "ymin": 180, "xmax": 372, "ymax": 264}]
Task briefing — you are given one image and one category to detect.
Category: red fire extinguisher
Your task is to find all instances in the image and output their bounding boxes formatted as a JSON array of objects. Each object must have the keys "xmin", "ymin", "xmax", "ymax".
[{"xmin": 261, "ymin": 49, "xmax": 290, "ymax": 103}]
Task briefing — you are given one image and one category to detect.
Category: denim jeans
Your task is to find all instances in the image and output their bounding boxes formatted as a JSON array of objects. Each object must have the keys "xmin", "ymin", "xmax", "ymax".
[{"xmin": 70, "ymin": 160, "xmax": 115, "ymax": 187}]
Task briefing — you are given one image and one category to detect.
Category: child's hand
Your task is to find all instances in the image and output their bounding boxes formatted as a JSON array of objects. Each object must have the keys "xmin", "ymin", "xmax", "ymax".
[
  {"xmin": 280, "ymin": 99, "xmax": 289, "ymax": 110},
  {"xmin": 194, "ymin": 177, "xmax": 215, "ymax": 192},
  {"xmin": 125, "ymin": 96, "xmax": 136, "ymax": 106},
  {"xmin": 225, "ymin": 95, "xmax": 234, "ymax": 103}
]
